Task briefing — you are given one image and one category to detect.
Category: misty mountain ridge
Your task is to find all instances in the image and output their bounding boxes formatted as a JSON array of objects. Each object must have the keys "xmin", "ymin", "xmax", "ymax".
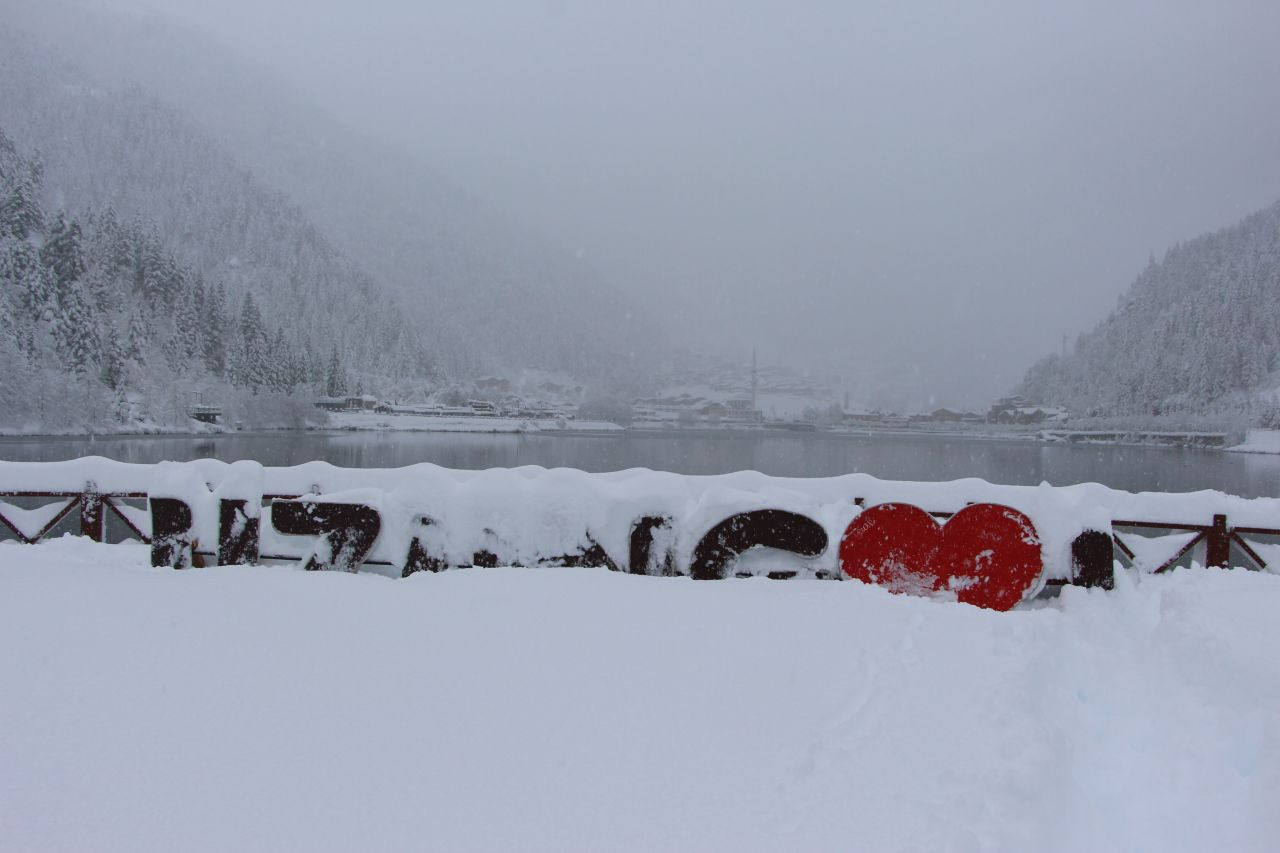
[
  {"xmin": 1017, "ymin": 197, "xmax": 1280, "ymax": 424},
  {"xmin": 0, "ymin": 0, "xmax": 661, "ymax": 387}
]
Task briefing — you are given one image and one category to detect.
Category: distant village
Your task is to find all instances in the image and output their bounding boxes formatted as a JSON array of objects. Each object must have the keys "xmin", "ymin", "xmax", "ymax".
[
  {"xmin": 314, "ymin": 376, "xmax": 584, "ymax": 421},
  {"xmin": 316, "ymin": 395, "xmax": 574, "ymax": 421},
  {"xmin": 312, "ymin": 366, "xmax": 1070, "ymax": 432}
]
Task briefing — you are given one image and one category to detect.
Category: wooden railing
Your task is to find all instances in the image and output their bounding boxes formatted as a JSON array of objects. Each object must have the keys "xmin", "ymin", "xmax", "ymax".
[
  {"xmin": 1111, "ymin": 515, "xmax": 1277, "ymax": 573},
  {"xmin": 0, "ymin": 487, "xmax": 150, "ymax": 544}
]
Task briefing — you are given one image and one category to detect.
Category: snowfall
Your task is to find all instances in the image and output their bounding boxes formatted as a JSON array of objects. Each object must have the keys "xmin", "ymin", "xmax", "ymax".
[{"xmin": 1, "ymin": 537, "xmax": 1277, "ymax": 852}]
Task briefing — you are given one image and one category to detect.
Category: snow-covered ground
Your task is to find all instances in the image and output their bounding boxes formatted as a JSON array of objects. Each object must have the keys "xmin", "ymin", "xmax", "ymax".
[
  {"xmin": 1228, "ymin": 429, "xmax": 1280, "ymax": 454},
  {"xmin": 2, "ymin": 537, "xmax": 1277, "ymax": 851},
  {"xmin": 325, "ymin": 411, "xmax": 624, "ymax": 433}
]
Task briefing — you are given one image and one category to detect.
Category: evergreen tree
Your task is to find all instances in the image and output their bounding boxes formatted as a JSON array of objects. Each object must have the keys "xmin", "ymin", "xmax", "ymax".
[
  {"xmin": 100, "ymin": 324, "xmax": 126, "ymax": 390},
  {"xmin": 3, "ymin": 240, "xmax": 53, "ymax": 323},
  {"xmin": 228, "ymin": 293, "xmax": 270, "ymax": 391},
  {"xmin": 124, "ymin": 310, "xmax": 149, "ymax": 368},
  {"xmin": 40, "ymin": 212, "xmax": 87, "ymax": 288},
  {"xmin": 325, "ymin": 345, "xmax": 348, "ymax": 397},
  {"xmin": 203, "ymin": 281, "xmax": 228, "ymax": 376},
  {"xmin": 302, "ymin": 339, "xmax": 322, "ymax": 388},
  {"xmin": 0, "ymin": 156, "xmax": 44, "ymax": 240},
  {"xmin": 173, "ymin": 277, "xmax": 204, "ymax": 367},
  {"xmin": 52, "ymin": 279, "xmax": 98, "ymax": 374},
  {"xmin": 267, "ymin": 325, "xmax": 301, "ymax": 392},
  {"xmin": 138, "ymin": 228, "xmax": 183, "ymax": 309}
]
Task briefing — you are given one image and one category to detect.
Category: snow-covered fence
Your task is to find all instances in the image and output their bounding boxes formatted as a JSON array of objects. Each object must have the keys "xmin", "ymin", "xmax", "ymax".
[
  {"xmin": 0, "ymin": 483, "xmax": 150, "ymax": 543},
  {"xmin": 1, "ymin": 457, "xmax": 1277, "ymax": 609}
]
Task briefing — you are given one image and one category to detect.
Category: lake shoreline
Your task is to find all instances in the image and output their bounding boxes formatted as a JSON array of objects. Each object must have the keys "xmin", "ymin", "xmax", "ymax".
[
  {"xmin": 1, "ymin": 421, "xmax": 1271, "ymax": 453},
  {"xmin": 1, "ymin": 427, "xmax": 1276, "ymax": 496}
]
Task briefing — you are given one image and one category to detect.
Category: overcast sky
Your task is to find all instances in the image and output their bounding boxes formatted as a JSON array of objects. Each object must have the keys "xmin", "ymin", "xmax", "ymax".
[{"xmin": 111, "ymin": 0, "xmax": 1280, "ymax": 406}]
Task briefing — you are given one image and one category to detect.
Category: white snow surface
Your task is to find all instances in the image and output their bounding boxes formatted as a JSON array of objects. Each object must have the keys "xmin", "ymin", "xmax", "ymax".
[{"xmin": 1, "ymin": 537, "xmax": 1278, "ymax": 852}]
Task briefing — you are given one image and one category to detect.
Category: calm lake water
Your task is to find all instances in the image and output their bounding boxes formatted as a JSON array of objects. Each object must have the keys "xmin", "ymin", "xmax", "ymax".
[{"xmin": 0, "ymin": 429, "xmax": 1277, "ymax": 498}]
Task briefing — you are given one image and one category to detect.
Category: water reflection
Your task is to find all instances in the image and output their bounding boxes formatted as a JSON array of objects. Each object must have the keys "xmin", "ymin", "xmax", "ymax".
[{"xmin": 0, "ymin": 430, "xmax": 1276, "ymax": 498}]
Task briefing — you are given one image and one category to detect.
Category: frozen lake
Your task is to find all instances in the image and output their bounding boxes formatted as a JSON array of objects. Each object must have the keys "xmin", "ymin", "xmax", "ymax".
[{"xmin": 0, "ymin": 430, "xmax": 1277, "ymax": 498}]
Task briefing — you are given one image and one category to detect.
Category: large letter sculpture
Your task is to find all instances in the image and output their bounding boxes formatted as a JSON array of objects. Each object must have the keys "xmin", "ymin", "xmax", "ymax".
[
  {"xmin": 271, "ymin": 500, "xmax": 381, "ymax": 573},
  {"xmin": 150, "ymin": 497, "xmax": 194, "ymax": 569},
  {"xmin": 629, "ymin": 515, "xmax": 675, "ymax": 576},
  {"xmin": 218, "ymin": 499, "xmax": 260, "ymax": 566},
  {"xmin": 839, "ymin": 503, "xmax": 1042, "ymax": 610},
  {"xmin": 139, "ymin": 481, "xmax": 1086, "ymax": 610},
  {"xmin": 1069, "ymin": 529, "xmax": 1114, "ymax": 589},
  {"xmin": 690, "ymin": 509, "xmax": 828, "ymax": 580}
]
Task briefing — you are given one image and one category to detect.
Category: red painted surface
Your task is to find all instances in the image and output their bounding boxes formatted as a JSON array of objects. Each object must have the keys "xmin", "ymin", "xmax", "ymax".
[{"xmin": 839, "ymin": 502, "xmax": 1043, "ymax": 610}]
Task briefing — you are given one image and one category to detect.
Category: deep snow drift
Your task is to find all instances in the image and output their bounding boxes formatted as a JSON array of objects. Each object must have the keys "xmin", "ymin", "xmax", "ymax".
[{"xmin": 1, "ymin": 537, "xmax": 1277, "ymax": 851}]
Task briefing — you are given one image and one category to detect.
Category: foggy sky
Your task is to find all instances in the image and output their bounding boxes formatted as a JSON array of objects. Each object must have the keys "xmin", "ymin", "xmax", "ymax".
[{"xmin": 112, "ymin": 0, "xmax": 1280, "ymax": 407}]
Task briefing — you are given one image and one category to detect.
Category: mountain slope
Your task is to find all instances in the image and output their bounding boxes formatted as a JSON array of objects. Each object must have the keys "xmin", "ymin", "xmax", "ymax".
[
  {"xmin": 1018, "ymin": 199, "xmax": 1280, "ymax": 418},
  {"xmin": 0, "ymin": 123, "xmax": 366, "ymax": 431},
  {"xmin": 0, "ymin": 31, "xmax": 434, "ymax": 386},
  {"xmin": 0, "ymin": 0, "xmax": 662, "ymax": 384}
]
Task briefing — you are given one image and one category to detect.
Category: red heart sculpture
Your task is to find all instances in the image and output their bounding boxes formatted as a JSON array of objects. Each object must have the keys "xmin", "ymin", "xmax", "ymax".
[{"xmin": 838, "ymin": 502, "xmax": 1042, "ymax": 611}]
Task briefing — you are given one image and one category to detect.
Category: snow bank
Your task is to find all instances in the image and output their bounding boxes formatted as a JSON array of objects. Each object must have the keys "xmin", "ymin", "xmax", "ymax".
[
  {"xmin": 1229, "ymin": 429, "xmax": 1280, "ymax": 454},
  {"xmin": 0, "ymin": 537, "xmax": 1276, "ymax": 851}
]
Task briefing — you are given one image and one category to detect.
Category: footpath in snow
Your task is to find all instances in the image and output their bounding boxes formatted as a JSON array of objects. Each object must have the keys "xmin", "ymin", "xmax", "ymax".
[{"xmin": 1, "ymin": 536, "xmax": 1277, "ymax": 852}]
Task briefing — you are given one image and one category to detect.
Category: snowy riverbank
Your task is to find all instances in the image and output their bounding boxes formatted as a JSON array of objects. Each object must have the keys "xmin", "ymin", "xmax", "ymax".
[
  {"xmin": 1227, "ymin": 429, "xmax": 1280, "ymax": 454},
  {"xmin": 2, "ymin": 537, "xmax": 1277, "ymax": 851},
  {"xmin": 0, "ymin": 418, "xmax": 229, "ymax": 438},
  {"xmin": 0, "ymin": 413, "xmax": 625, "ymax": 440}
]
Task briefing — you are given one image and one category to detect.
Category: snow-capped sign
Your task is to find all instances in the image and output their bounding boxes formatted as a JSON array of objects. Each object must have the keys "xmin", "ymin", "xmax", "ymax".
[
  {"xmin": 149, "ymin": 494, "xmax": 1043, "ymax": 609},
  {"xmin": 7, "ymin": 458, "xmax": 1280, "ymax": 611}
]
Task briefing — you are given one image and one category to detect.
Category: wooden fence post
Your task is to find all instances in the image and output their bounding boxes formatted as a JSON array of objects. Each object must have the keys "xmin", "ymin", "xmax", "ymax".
[
  {"xmin": 1206, "ymin": 514, "xmax": 1231, "ymax": 568},
  {"xmin": 80, "ymin": 482, "xmax": 103, "ymax": 542}
]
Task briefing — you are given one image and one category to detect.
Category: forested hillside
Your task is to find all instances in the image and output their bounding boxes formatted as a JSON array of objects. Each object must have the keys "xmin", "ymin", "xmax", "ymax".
[
  {"xmin": 1018, "ymin": 199, "xmax": 1280, "ymax": 422},
  {"xmin": 0, "ymin": 28, "xmax": 439, "ymax": 384},
  {"xmin": 0, "ymin": 0, "xmax": 662, "ymax": 385},
  {"xmin": 0, "ymin": 128, "xmax": 357, "ymax": 431}
]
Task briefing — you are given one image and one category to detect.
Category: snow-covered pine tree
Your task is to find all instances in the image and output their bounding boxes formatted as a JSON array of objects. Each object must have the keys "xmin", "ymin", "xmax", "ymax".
[
  {"xmin": 325, "ymin": 344, "xmax": 347, "ymax": 397},
  {"xmin": 0, "ymin": 149, "xmax": 44, "ymax": 240},
  {"xmin": 301, "ymin": 339, "xmax": 322, "ymax": 389},
  {"xmin": 100, "ymin": 322, "xmax": 126, "ymax": 391},
  {"xmin": 123, "ymin": 310, "xmax": 149, "ymax": 371},
  {"xmin": 53, "ymin": 279, "xmax": 98, "ymax": 375},
  {"xmin": 172, "ymin": 276, "xmax": 204, "ymax": 368},
  {"xmin": 5, "ymin": 240, "xmax": 53, "ymax": 326},
  {"xmin": 40, "ymin": 212, "xmax": 87, "ymax": 287},
  {"xmin": 203, "ymin": 281, "xmax": 228, "ymax": 377},
  {"xmin": 227, "ymin": 293, "xmax": 270, "ymax": 392}
]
